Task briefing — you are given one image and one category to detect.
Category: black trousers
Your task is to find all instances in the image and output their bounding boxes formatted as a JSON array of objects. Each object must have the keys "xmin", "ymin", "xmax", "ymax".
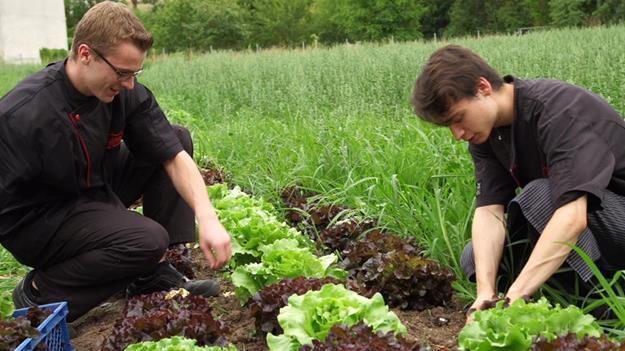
[{"xmin": 24, "ymin": 125, "xmax": 196, "ymax": 322}]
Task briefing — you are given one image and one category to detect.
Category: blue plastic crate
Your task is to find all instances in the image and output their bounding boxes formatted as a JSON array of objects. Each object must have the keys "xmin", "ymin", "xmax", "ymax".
[{"xmin": 12, "ymin": 302, "xmax": 73, "ymax": 351}]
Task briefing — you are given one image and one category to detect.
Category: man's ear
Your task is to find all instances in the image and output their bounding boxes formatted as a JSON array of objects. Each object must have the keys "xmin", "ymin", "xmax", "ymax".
[
  {"xmin": 477, "ymin": 77, "xmax": 493, "ymax": 97},
  {"xmin": 76, "ymin": 44, "xmax": 93, "ymax": 64}
]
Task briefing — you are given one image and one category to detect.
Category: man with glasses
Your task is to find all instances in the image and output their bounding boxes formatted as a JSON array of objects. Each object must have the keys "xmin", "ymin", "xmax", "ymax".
[{"xmin": 0, "ymin": 1, "xmax": 232, "ymax": 324}]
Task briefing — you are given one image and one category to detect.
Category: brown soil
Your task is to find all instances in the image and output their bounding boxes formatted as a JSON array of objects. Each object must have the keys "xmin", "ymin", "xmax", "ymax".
[{"xmin": 71, "ymin": 249, "xmax": 466, "ymax": 351}]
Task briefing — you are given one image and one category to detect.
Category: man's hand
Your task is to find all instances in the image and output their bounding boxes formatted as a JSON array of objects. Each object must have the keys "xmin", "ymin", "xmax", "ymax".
[
  {"xmin": 198, "ymin": 218, "xmax": 232, "ymax": 270},
  {"xmin": 163, "ymin": 150, "xmax": 233, "ymax": 270},
  {"xmin": 466, "ymin": 292, "xmax": 499, "ymax": 324},
  {"xmin": 468, "ymin": 205, "xmax": 506, "ymax": 324},
  {"xmin": 504, "ymin": 194, "xmax": 588, "ymax": 301}
]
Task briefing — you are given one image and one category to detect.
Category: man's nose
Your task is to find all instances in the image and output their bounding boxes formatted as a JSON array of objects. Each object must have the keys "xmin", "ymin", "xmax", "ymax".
[
  {"xmin": 450, "ymin": 124, "xmax": 464, "ymax": 141},
  {"xmin": 120, "ymin": 77, "xmax": 135, "ymax": 90}
]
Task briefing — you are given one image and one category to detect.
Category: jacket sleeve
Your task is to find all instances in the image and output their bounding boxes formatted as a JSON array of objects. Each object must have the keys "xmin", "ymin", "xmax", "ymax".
[
  {"xmin": 122, "ymin": 84, "xmax": 183, "ymax": 164},
  {"xmin": 537, "ymin": 87, "xmax": 616, "ymax": 210},
  {"xmin": 469, "ymin": 142, "xmax": 517, "ymax": 208},
  {"xmin": 0, "ymin": 114, "xmax": 42, "ymax": 197}
]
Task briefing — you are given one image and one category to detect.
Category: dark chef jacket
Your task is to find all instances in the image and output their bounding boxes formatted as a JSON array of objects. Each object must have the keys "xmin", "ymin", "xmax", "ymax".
[
  {"xmin": 470, "ymin": 75, "xmax": 625, "ymax": 211},
  {"xmin": 0, "ymin": 61, "xmax": 183, "ymax": 263},
  {"xmin": 468, "ymin": 76, "xmax": 625, "ymax": 280}
]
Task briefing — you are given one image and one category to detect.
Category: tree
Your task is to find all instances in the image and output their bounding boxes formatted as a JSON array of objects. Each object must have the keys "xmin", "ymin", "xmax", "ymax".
[
  {"xmin": 593, "ymin": 0, "xmax": 625, "ymax": 24},
  {"xmin": 488, "ymin": 0, "xmax": 531, "ymax": 33},
  {"xmin": 446, "ymin": 0, "xmax": 487, "ymax": 36},
  {"xmin": 309, "ymin": 0, "xmax": 352, "ymax": 44},
  {"xmin": 419, "ymin": 0, "xmax": 453, "ymax": 39},
  {"xmin": 148, "ymin": 0, "xmax": 248, "ymax": 51},
  {"xmin": 244, "ymin": 0, "xmax": 314, "ymax": 47},
  {"xmin": 311, "ymin": 0, "xmax": 425, "ymax": 44},
  {"xmin": 549, "ymin": 0, "xmax": 589, "ymax": 27},
  {"xmin": 65, "ymin": 0, "xmax": 101, "ymax": 40},
  {"xmin": 524, "ymin": 0, "xmax": 552, "ymax": 26}
]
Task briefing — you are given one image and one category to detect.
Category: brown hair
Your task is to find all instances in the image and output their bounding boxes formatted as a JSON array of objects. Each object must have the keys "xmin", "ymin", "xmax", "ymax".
[
  {"xmin": 411, "ymin": 45, "xmax": 503, "ymax": 125},
  {"xmin": 70, "ymin": 1, "xmax": 153, "ymax": 58}
]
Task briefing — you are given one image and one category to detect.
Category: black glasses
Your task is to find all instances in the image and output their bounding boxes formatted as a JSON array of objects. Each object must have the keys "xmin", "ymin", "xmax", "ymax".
[{"xmin": 91, "ymin": 47, "xmax": 143, "ymax": 81}]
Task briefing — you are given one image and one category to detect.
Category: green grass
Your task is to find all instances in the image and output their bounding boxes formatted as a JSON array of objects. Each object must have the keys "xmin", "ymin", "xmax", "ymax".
[{"xmin": 1, "ymin": 25, "xmax": 625, "ymax": 310}]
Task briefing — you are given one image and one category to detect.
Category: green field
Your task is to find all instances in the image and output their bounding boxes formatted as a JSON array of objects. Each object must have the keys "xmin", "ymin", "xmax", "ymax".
[{"xmin": 2, "ymin": 25, "xmax": 625, "ymax": 303}]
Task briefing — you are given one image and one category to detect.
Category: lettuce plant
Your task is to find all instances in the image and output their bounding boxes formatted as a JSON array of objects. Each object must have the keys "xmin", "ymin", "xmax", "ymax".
[
  {"xmin": 125, "ymin": 336, "xmax": 237, "ymax": 350},
  {"xmin": 458, "ymin": 297, "xmax": 603, "ymax": 351},
  {"xmin": 532, "ymin": 333, "xmax": 625, "ymax": 350},
  {"xmin": 249, "ymin": 277, "xmax": 345, "ymax": 336},
  {"xmin": 300, "ymin": 322, "xmax": 426, "ymax": 351},
  {"xmin": 0, "ymin": 317, "xmax": 39, "ymax": 350},
  {"xmin": 103, "ymin": 291, "xmax": 229, "ymax": 350},
  {"xmin": 267, "ymin": 284, "xmax": 406, "ymax": 351},
  {"xmin": 341, "ymin": 230, "xmax": 453, "ymax": 310},
  {"xmin": 207, "ymin": 184, "xmax": 314, "ymax": 268},
  {"xmin": 231, "ymin": 239, "xmax": 347, "ymax": 302}
]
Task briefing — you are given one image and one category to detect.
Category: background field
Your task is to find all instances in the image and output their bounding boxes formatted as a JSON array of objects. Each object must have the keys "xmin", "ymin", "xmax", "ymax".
[{"xmin": 1, "ymin": 25, "xmax": 625, "ymax": 301}]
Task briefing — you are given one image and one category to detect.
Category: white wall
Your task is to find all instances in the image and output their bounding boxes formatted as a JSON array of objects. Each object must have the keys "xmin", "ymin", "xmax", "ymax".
[{"xmin": 0, "ymin": 0, "xmax": 67, "ymax": 64}]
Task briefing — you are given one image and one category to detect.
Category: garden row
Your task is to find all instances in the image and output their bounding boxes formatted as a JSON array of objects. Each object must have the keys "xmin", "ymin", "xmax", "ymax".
[
  {"xmin": 2, "ymin": 165, "xmax": 624, "ymax": 350},
  {"xmin": 100, "ymin": 166, "xmax": 457, "ymax": 350}
]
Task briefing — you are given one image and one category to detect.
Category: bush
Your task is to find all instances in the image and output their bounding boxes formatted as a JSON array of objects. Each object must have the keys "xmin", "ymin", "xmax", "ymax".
[{"xmin": 39, "ymin": 48, "xmax": 68, "ymax": 64}]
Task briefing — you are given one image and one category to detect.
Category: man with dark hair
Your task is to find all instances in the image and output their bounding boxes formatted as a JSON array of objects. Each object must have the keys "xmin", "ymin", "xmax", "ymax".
[
  {"xmin": 412, "ymin": 44, "xmax": 625, "ymax": 320},
  {"xmin": 0, "ymin": 1, "xmax": 231, "ymax": 323}
]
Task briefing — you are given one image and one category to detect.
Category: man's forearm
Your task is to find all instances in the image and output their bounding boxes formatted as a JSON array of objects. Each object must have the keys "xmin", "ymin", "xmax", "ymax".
[
  {"xmin": 163, "ymin": 150, "xmax": 217, "ymax": 221},
  {"xmin": 472, "ymin": 205, "xmax": 506, "ymax": 296},
  {"xmin": 163, "ymin": 150, "xmax": 232, "ymax": 268},
  {"xmin": 506, "ymin": 195, "xmax": 587, "ymax": 300}
]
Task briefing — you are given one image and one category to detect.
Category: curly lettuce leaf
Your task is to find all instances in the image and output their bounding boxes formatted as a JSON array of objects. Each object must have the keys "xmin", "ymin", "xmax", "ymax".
[
  {"xmin": 267, "ymin": 284, "xmax": 406, "ymax": 351},
  {"xmin": 125, "ymin": 336, "xmax": 237, "ymax": 350},
  {"xmin": 207, "ymin": 184, "xmax": 314, "ymax": 268},
  {"xmin": 458, "ymin": 297, "xmax": 602, "ymax": 351},
  {"xmin": 232, "ymin": 239, "xmax": 347, "ymax": 302}
]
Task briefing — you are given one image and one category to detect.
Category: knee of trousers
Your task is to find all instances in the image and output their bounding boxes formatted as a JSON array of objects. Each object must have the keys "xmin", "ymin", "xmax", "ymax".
[
  {"xmin": 130, "ymin": 218, "xmax": 170, "ymax": 266},
  {"xmin": 172, "ymin": 125, "xmax": 193, "ymax": 156}
]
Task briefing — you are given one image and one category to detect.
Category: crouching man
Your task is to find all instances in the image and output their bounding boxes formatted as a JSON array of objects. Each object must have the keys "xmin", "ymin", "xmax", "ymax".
[
  {"xmin": 0, "ymin": 1, "xmax": 231, "ymax": 322},
  {"xmin": 411, "ymin": 45, "xmax": 625, "ymax": 320}
]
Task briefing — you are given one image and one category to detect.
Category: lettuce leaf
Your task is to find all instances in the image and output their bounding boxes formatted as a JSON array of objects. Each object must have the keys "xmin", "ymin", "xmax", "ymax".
[
  {"xmin": 267, "ymin": 284, "xmax": 406, "ymax": 351},
  {"xmin": 124, "ymin": 336, "xmax": 237, "ymax": 350},
  {"xmin": 458, "ymin": 297, "xmax": 603, "ymax": 351},
  {"xmin": 231, "ymin": 239, "xmax": 347, "ymax": 302},
  {"xmin": 207, "ymin": 184, "xmax": 314, "ymax": 268}
]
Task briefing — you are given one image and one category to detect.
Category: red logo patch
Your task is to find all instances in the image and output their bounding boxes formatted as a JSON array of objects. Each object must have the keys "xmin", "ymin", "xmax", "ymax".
[{"xmin": 106, "ymin": 132, "xmax": 123, "ymax": 149}]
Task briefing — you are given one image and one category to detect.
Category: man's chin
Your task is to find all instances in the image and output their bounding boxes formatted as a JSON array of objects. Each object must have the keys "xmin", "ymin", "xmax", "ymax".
[
  {"xmin": 95, "ymin": 92, "xmax": 116, "ymax": 103},
  {"xmin": 469, "ymin": 135, "xmax": 487, "ymax": 144}
]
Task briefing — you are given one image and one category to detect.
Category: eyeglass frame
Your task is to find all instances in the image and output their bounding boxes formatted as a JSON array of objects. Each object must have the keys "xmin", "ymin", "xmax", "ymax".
[{"xmin": 90, "ymin": 47, "xmax": 143, "ymax": 81}]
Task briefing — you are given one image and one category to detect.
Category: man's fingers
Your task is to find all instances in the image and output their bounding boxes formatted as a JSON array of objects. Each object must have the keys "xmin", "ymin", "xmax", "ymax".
[
  {"xmin": 201, "ymin": 242, "xmax": 217, "ymax": 268},
  {"xmin": 465, "ymin": 307, "xmax": 477, "ymax": 325},
  {"xmin": 214, "ymin": 242, "xmax": 232, "ymax": 269}
]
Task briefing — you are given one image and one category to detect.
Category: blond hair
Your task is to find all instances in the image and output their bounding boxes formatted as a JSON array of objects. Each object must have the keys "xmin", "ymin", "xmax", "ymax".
[{"xmin": 70, "ymin": 1, "xmax": 153, "ymax": 58}]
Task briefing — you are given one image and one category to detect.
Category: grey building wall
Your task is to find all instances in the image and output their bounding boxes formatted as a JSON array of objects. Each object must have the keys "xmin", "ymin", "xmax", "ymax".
[{"xmin": 0, "ymin": 0, "xmax": 67, "ymax": 64}]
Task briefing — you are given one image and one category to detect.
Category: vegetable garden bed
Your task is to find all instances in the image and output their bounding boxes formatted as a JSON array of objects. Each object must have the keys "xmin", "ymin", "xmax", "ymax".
[
  {"xmin": 69, "ymin": 254, "xmax": 466, "ymax": 350},
  {"xmin": 68, "ymin": 169, "xmax": 466, "ymax": 350},
  {"xmin": 49, "ymin": 169, "xmax": 624, "ymax": 350}
]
